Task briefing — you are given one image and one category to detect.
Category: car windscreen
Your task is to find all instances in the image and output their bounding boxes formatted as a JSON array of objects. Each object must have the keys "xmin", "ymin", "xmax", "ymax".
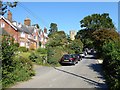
[{"xmin": 63, "ymin": 55, "xmax": 70, "ymax": 59}]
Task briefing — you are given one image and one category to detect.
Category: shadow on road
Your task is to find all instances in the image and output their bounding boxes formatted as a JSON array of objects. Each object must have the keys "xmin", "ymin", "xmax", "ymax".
[
  {"xmin": 54, "ymin": 67, "xmax": 107, "ymax": 89},
  {"xmin": 88, "ymin": 64, "xmax": 104, "ymax": 78}
]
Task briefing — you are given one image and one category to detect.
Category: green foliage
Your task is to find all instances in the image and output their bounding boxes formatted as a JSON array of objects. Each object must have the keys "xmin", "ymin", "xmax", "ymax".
[
  {"xmin": 75, "ymin": 29, "xmax": 94, "ymax": 49},
  {"xmin": 48, "ymin": 23, "xmax": 58, "ymax": 36},
  {"xmin": 47, "ymin": 31, "xmax": 67, "ymax": 47},
  {"xmin": 18, "ymin": 47, "xmax": 28, "ymax": 52},
  {"xmin": 29, "ymin": 52, "xmax": 47, "ymax": 65},
  {"xmin": 37, "ymin": 48, "xmax": 47, "ymax": 54},
  {"xmin": 80, "ymin": 13, "xmax": 115, "ymax": 30},
  {"xmin": 92, "ymin": 29, "xmax": 120, "ymax": 55},
  {"xmin": 102, "ymin": 41, "xmax": 120, "ymax": 90},
  {"xmin": 2, "ymin": 55, "xmax": 35, "ymax": 88},
  {"xmin": 68, "ymin": 39, "xmax": 83, "ymax": 53},
  {"xmin": 76, "ymin": 13, "xmax": 120, "ymax": 90},
  {"xmin": 47, "ymin": 47, "xmax": 64, "ymax": 65},
  {"xmin": 76, "ymin": 13, "xmax": 115, "ymax": 49},
  {"xmin": 1, "ymin": 36, "xmax": 34, "ymax": 88},
  {"xmin": 14, "ymin": 42, "xmax": 19, "ymax": 47},
  {"xmin": 29, "ymin": 52, "xmax": 38, "ymax": 62},
  {"xmin": 2, "ymin": 36, "xmax": 17, "ymax": 71},
  {"xmin": 47, "ymin": 31, "xmax": 83, "ymax": 65}
]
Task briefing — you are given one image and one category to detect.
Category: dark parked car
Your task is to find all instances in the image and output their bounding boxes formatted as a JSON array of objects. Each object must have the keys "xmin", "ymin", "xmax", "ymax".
[
  {"xmin": 73, "ymin": 54, "xmax": 82, "ymax": 61},
  {"xmin": 59, "ymin": 54, "xmax": 78, "ymax": 65}
]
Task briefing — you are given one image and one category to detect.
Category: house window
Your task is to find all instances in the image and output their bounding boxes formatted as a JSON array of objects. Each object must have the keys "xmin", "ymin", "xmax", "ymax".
[
  {"xmin": 34, "ymin": 29, "xmax": 36, "ymax": 33},
  {"xmin": 20, "ymin": 41, "xmax": 25, "ymax": 46},
  {"xmin": 34, "ymin": 36, "xmax": 37, "ymax": 40},
  {"xmin": 21, "ymin": 32, "xmax": 25, "ymax": 37},
  {"xmin": 1, "ymin": 22, "xmax": 5, "ymax": 28},
  {"xmin": 28, "ymin": 34, "xmax": 31, "ymax": 38},
  {"xmin": 41, "ymin": 37, "xmax": 43, "ymax": 41}
]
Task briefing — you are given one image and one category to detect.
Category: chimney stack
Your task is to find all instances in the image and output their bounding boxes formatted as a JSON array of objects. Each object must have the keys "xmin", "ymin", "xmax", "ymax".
[
  {"xmin": 44, "ymin": 27, "xmax": 47, "ymax": 33},
  {"xmin": 24, "ymin": 17, "xmax": 31, "ymax": 26},
  {"xmin": 7, "ymin": 10, "xmax": 12, "ymax": 22}
]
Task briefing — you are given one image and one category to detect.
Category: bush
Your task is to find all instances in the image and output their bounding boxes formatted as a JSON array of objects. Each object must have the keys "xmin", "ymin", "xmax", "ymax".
[
  {"xmin": 18, "ymin": 47, "xmax": 28, "ymax": 52},
  {"xmin": 102, "ymin": 41, "xmax": 120, "ymax": 90},
  {"xmin": 47, "ymin": 46, "xmax": 64, "ymax": 65},
  {"xmin": 29, "ymin": 52, "xmax": 38, "ymax": 62},
  {"xmin": 29, "ymin": 52, "xmax": 47, "ymax": 65},
  {"xmin": 2, "ymin": 55, "xmax": 35, "ymax": 88},
  {"xmin": 1, "ymin": 36, "xmax": 34, "ymax": 88},
  {"xmin": 14, "ymin": 43, "xmax": 19, "ymax": 47},
  {"xmin": 37, "ymin": 48, "xmax": 47, "ymax": 54}
]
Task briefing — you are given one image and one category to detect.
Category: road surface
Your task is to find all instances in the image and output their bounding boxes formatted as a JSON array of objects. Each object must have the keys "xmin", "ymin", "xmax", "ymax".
[{"xmin": 11, "ymin": 54, "xmax": 107, "ymax": 89}]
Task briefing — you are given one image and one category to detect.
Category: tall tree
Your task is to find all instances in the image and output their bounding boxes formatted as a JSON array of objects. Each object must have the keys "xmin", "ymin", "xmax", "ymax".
[
  {"xmin": 76, "ymin": 13, "xmax": 116, "ymax": 48},
  {"xmin": 80, "ymin": 13, "xmax": 115, "ymax": 30},
  {"xmin": 75, "ymin": 29, "xmax": 94, "ymax": 48},
  {"xmin": 47, "ymin": 31, "xmax": 67, "ymax": 47},
  {"xmin": 0, "ymin": 0, "xmax": 18, "ymax": 16},
  {"xmin": 92, "ymin": 29, "xmax": 120, "ymax": 53},
  {"xmin": 48, "ymin": 23, "xmax": 58, "ymax": 36}
]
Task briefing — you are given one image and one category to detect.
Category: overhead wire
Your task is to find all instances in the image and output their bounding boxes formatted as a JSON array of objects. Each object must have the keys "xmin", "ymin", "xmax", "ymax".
[{"xmin": 16, "ymin": 1, "xmax": 49, "ymax": 29}]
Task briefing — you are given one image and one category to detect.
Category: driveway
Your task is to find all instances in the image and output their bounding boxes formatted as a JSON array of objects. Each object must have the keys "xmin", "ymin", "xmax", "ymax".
[{"xmin": 11, "ymin": 54, "xmax": 107, "ymax": 89}]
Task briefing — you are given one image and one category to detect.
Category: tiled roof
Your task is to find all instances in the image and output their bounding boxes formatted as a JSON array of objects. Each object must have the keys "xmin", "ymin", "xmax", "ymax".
[
  {"xmin": 14, "ymin": 23, "xmax": 35, "ymax": 35},
  {"xmin": 0, "ymin": 16, "xmax": 17, "ymax": 30}
]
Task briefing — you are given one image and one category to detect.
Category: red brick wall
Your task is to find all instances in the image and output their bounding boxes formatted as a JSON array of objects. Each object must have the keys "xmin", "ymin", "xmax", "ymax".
[{"xmin": 0, "ymin": 19, "xmax": 19, "ymax": 43}]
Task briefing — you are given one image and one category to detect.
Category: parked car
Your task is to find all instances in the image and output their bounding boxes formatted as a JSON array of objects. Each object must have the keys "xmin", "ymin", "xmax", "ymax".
[
  {"xmin": 80, "ymin": 53, "xmax": 85, "ymax": 58},
  {"xmin": 73, "ymin": 54, "xmax": 82, "ymax": 61},
  {"xmin": 59, "ymin": 54, "xmax": 78, "ymax": 65}
]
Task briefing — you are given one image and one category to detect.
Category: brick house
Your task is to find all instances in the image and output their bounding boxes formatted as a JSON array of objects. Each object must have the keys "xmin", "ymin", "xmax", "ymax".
[
  {"xmin": 0, "ymin": 10, "xmax": 48, "ymax": 49},
  {"xmin": 0, "ymin": 11, "xmax": 19, "ymax": 43},
  {"xmin": 39, "ymin": 27, "xmax": 48, "ymax": 48}
]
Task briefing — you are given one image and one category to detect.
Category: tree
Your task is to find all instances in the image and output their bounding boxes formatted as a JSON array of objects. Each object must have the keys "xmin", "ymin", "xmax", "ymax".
[
  {"xmin": 0, "ymin": 0, "xmax": 18, "ymax": 16},
  {"xmin": 80, "ymin": 13, "xmax": 115, "ymax": 30},
  {"xmin": 47, "ymin": 31, "xmax": 68, "ymax": 65},
  {"xmin": 47, "ymin": 31, "xmax": 67, "ymax": 47},
  {"xmin": 68, "ymin": 39, "xmax": 83, "ymax": 54},
  {"xmin": 75, "ymin": 29, "xmax": 94, "ymax": 49},
  {"xmin": 76, "ymin": 13, "xmax": 116, "ymax": 49},
  {"xmin": 92, "ymin": 29, "xmax": 120, "ymax": 55},
  {"xmin": 48, "ymin": 23, "xmax": 58, "ymax": 36}
]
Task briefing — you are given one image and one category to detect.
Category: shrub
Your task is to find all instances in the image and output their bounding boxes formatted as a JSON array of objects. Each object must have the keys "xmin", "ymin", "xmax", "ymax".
[
  {"xmin": 18, "ymin": 47, "xmax": 28, "ymax": 52},
  {"xmin": 47, "ymin": 46, "xmax": 64, "ymax": 65},
  {"xmin": 1, "ymin": 36, "xmax": 34, "ymax": 88},
  {"xmin": 29, "ymin": 52, "xmax": 38, "ymax": 62},
  {"xmin": 102, "ymin": 41, "xmax": 120, "ymax": 90},
  {"xmin": 29, "ymin": 52, "xmax": 47, "ymax": 65},
  {"xmin": 2, "ymin": 55, "xmax": 35, "ymax": 88},
  {"xmin": 37, "ymin": 48, "xmax": 47, "ymax": 54},
  {"xmin": 14, "ymin": 43, "xmax": 19, "ymax": 47},
  {"xmin": 2, "ymin": 36, "xmax": 17, "ymax": 87}
]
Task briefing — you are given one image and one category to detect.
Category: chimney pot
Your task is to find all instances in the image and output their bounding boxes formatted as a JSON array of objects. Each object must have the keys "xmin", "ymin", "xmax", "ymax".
[
  {"xmin": 44, "ymin": 27, "xmax": 47, "ymax": 33},
  {"xmin": 7, "ymin": 10, "xmax": 12, "ymax": 22},
  {"xmin": 24, "ymin": 17, "xmax": 31, "ymax": 26}
]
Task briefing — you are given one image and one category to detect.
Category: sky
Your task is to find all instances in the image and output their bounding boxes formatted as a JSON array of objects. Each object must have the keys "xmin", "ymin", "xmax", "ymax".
[{"xmin": 4, "ymin": 1, "xmax": 119, "ymax": 34}]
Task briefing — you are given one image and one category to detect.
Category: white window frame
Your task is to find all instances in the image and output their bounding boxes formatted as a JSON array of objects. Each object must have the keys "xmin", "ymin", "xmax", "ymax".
[
  {"xmin": 20, "ymin": 32, "xmax": 25, "ymax": 38},
  {"xmin": 20, "ymin": 41, "xmax": 25, "ymax": 46},
  {"xmin": 34, "ymin": 36, "xmax": 37, "ymax": 40},
  {"xmin": 28, "ymin": 34, "xmax": 31, "ymax": 38}
]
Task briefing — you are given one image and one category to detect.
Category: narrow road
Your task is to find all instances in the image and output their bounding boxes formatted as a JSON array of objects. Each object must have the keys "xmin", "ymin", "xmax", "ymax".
[{"xmin": 11, "ymin": 54, "xmax": 107, "ymax": 89}]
